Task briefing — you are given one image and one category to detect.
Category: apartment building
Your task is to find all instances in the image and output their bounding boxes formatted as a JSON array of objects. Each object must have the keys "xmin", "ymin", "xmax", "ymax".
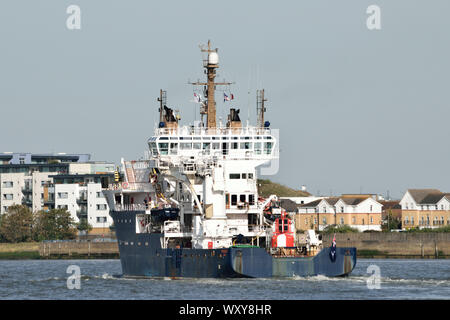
[
  {"xmin": 400, "ymin": 189, "xmax": 450, "ymax": 229},
  {"xmin": 0, "ymin": 152, "xmax": 115, "ymax": 234},
  {"xmin": 296, "ymin": 195, "xmax": 383, "ymax": 232}
]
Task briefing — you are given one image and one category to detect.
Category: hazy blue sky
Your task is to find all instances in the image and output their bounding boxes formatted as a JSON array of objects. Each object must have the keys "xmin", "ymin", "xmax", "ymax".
[{"xmin": 1, "ymin": 1, "xmax": 449, "ymax": 199}]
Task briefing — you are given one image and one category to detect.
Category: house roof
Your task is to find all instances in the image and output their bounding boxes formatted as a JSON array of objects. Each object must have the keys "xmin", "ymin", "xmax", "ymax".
[
  {"xmin": 280, "ymin": 199, "xmax": 298, "ymax": 212},
  {"xmin": 408, "ymin": 189, "xmax": 444, "ymax": 204},
  {"xmin": 340, "ymin": 197, "xmax": 366, "ymax": 205},
  {"xmin": 298, "ymin": 196, "xmax": 367, "ymax": 208},
  {"xmin": 379, "ymin": 200, "xmax": 401, "ymax": 210},
  {"xmin": 298, "ymin": 199, "xmax": 323, "ymax": 208}
]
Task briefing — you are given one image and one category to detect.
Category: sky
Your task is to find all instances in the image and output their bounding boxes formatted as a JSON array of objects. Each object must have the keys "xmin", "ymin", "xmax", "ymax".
[{"xmin": 1, "ymin": 0, "xmax": 449, "ymax": 200}]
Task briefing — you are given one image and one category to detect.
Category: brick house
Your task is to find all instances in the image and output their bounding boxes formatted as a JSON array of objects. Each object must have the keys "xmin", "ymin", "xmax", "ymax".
[
  {"xmin": 400, "ymin": 189, "xmax": 450, "ymax": 229},
  {"xmin": 296, "ymin": 195, "xmax": 382, "ymax": 232}
]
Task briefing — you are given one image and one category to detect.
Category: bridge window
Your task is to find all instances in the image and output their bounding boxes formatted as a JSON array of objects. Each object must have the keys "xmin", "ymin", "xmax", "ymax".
[
  {"xmin": 264, "ymin": 142, "xmax": 272, "ymax": 155},
  {"xmin": 158, "ymin": 143, "xmax": 168, "ymax": 155},
  {"xmin": 249, "ymin": 194, "xmax": 255, "ymax": 205},
  {"xmin": 202, "ymin": 143, "xmax": 211, "ymax": 154},
  {"xmin": 212, "ymin": 143, "xmax": 220, "ymax": 150},
  {"xmin": 229, "ymin": 173, "xmax": 240, "ymax": 179},
  {"xmin": 193, "ymin": 143, "xmax": 201, "ymax": 150},
  {"xmin": 231, "ymin": 195, "xmax": 237, "ymax": 206},
  {"xmin": 254, "ymin": 142, "xmax": 262, "ymax": 155},
  {"xmin": 180, "ymin": 143, "xmax": 192, "ymax": 150},
  {"xmin": 240, "ymin": 142, "xmax": 252, "ymax": 149},
  {"xmin": 169, "ymin": 143, "xmax": 178, "ymax": 155}
]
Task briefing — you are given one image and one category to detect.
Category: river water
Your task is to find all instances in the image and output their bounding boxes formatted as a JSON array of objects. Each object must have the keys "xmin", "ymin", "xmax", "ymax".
[{"xmin": 0, "ymin": 259, "xmax": 448, "ymax": 300}]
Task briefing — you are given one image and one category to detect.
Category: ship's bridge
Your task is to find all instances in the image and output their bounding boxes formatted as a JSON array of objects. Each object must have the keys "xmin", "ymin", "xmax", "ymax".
[{"xmin": 147, "ymin": 125, "xmax": 278, "ymax": 163}]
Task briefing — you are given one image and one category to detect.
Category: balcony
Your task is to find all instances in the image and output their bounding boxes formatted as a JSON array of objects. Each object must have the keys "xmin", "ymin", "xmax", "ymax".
[
  {"xmin": 22, "ymin": 185, "xmax": 32, "ymax": 193},
  {"xmin": 76, "ymin": 208, "xmax": 88, "ymax": 219}
]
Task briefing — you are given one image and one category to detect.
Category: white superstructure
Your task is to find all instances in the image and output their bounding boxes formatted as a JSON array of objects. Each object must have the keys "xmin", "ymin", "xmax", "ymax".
[{"xmin": 104, "ymin": 41, "xmax": 282, "ymax": 250}]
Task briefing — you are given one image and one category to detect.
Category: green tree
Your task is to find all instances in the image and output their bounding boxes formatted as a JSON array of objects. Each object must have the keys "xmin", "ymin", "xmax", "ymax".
[
  {"xmin": 322, "ymin": 225, "xmax": 359, "ymax": 234},
  {"xmin": 33, "ymin": 208, "xmax": 78, "ymax": 241},
  {"xmin": 0, "ymin": 205, "xmax": 34, "ymax": 243},
  {"xmin": 77, "ymin": 218, "xmax": 93, "ymax": 234},
  {"xmin": 381, "ymin": 211, "xmax": 402, "ymax": 232}
]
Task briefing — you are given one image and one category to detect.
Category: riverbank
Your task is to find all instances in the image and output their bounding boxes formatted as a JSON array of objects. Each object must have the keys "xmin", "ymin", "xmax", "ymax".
[
  {"xmin": 0, "ymin": 243, "xmax": 41, "ymax": 260},
  {"xmin": 0, "ymin": 242, "xmax": 119, "ymax": 260},
  {"xmin": 322, "ymin": 233, "xmax": 450, "ymax": 259}
]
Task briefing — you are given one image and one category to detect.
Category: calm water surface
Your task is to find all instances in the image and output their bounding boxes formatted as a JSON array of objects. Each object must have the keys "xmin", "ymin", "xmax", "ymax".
[{"xmin": 0, "ymin": 259, "xmax": 448, "ymax": 299}]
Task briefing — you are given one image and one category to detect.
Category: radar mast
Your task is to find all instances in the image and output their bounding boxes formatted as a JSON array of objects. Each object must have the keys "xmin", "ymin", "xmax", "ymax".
[{"xmin": 190, "ymin": 40, "xmax": 233, "ymax": 130}]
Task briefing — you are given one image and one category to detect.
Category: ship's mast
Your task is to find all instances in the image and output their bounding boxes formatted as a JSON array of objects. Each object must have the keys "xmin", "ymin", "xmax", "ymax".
[
  {"xmin": 256, "ymin": 89, "xmax": 267, "ymax": 128},
  {"xmin": 157, "ymin": 89, "xmax": 167, "ymax": 124},
  {"xmin": 190, "ymin": 40, "xmax": 233, "ymax": 130}
]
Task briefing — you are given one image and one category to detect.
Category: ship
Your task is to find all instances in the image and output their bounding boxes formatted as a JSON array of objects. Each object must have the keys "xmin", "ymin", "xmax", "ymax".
[{"xmin": 103, "ymin": 41, "xmax": 357, "ymax": 278}]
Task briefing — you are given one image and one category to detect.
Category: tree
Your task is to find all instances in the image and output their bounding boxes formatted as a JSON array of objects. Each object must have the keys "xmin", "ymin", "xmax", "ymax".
[
  {"xmin": 322, "ymin": 225, "xmax": 359, "ymax": 234},
  {"xmin": 0, "ymin": 205, "xmax": 34, "ymax": 243},
  {"xmin": 77, "ymin": 218, "xmax": 92, "ymax": 234},
  {"xmin": 33, "ymin": 208, "xmax": 78, "ymax": 241},
  {"xmin": 381, "ymin": 211, "xmax": 402, "ymax": 232}
]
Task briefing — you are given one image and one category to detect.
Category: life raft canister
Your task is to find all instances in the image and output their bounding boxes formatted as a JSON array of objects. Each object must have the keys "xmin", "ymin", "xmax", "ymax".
[{"xmin": 122, "ymin": 182, "xmax": 129, "ymax": 189}]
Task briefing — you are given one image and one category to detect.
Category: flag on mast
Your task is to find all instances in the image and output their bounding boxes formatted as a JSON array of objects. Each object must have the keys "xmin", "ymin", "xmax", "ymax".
[
  {"xmin": 224, "ymin": 92, "xmax": 234, "ymax": 102},
  {"xmin": 194, "ymin": 93, "xmax": 203, "ymax": 103},
  {"xmin": 329, "ymin": 233, "xmax": 337, "ymax": 262}
]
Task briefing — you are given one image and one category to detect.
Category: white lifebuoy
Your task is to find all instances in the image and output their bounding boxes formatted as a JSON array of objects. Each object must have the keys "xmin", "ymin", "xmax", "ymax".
[{"xmin": 122, "ymin": 182, "xmax": 129, "ymax": 189}]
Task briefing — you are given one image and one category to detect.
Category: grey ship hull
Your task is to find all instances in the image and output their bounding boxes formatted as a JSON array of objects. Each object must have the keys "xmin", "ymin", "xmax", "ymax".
[{"xmin": 112, "ymin": 210, "xmax": 357, "ymax": 278}]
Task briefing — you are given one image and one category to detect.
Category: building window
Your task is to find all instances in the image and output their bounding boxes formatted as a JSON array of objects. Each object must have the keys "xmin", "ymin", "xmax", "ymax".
[
  {"xmin": 323, "ymin": 207, "xmax": 326, "ymax": 213},
  {"xmin": 57, "ymin": 192, "xmax": 68, "ymax": 199},
  {"xmin": 231, "ymin": 195, "xmax": 237, "ymax": 206},
  {"xmin": 411, "ymin": 216, "xmax": 414, "ymax": 225},
  {"xmin": 340, "ymin": 217, "xmax": 344, "ymax": 225},
  {"xmin": 370, "ymin": 216, "xmax": 373, "ymax": 224},
  {"xmin": 352, "ymin": 217, "xmax": 356, "ymax": 224},
  {"xmin": 248, "ymin": 194, "xmax": 255, "ymax": 206},
  {"xmin": 2, "ymin": 181, "xmax": 13, "ymax": 188},
  {"xmin": 340, "ymin": 207, "xmax": 344, "ymax": 213},
  {"xmin": 96, "ymin": 204, "xmax": 107, "ymax": 210},
  {"xmin": 96, "ymin": 217, "xmax": 107, "ymax": 223},
  {"xmin": 3, "ymin": 194, "xmax": 13, "ymax": 200},
  {"xmin": 370, "ymin": 205, "xmax": 373, "ymax": 212}
]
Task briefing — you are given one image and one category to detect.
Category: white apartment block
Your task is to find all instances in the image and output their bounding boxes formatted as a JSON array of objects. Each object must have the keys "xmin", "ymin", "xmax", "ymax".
[{"xmin": 0, "ymin": 153, "xmax": 115, "ymax": 234}]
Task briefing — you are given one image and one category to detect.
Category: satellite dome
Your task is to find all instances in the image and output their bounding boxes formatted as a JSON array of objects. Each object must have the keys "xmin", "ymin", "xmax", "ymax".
[{"xmin": 208, "ymin": 52, "xmax": 219, "ymax": 65}]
